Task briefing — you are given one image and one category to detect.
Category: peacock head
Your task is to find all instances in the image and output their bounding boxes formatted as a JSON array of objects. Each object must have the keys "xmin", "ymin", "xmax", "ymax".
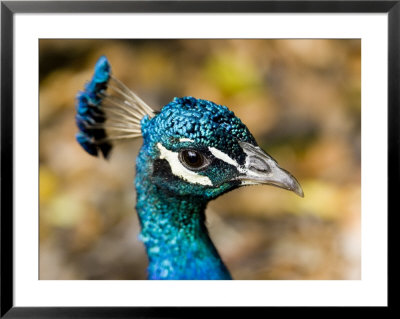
[
  {"xmin": 75, "ymin": 56, "xmax": 303, "ymax": 201},
  {"xmin": 139, "ymin": 97, "xmax": 303, "ymax": 200}
]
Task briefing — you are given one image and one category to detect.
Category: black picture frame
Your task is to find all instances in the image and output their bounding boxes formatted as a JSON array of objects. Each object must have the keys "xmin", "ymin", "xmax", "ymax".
[{"xmin": 1, "ymin": 1, "xmax": 395, "ymax": 317}]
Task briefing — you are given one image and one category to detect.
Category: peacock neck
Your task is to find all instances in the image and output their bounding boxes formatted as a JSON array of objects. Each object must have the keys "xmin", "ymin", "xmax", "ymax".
[{"xmin": 135, "ymin": 149, "xmax": 232, "ymax": 280}]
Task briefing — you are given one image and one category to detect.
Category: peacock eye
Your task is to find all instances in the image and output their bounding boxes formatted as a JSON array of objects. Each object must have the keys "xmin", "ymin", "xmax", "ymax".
[{"xmin": 179, "ymin": 149, "xmax": 209, "ymax": 170}]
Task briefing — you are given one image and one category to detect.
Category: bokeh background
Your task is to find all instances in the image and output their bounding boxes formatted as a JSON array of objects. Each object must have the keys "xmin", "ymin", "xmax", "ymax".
[{"xmin": 39, "ymin": 39, "xmax": 361, "ymax": 280}]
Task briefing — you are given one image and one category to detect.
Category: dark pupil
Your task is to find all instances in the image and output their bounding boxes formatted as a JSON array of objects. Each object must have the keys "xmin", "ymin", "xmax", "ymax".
[{"xmin": 182, "ymin": 150, "xmax": 203, "ymax": 168}]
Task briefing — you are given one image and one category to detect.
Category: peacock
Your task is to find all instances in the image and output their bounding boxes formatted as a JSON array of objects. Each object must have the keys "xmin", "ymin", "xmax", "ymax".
[{"xmin": 75, "ymin": 56, "xmax": 303, "ymax": 280}]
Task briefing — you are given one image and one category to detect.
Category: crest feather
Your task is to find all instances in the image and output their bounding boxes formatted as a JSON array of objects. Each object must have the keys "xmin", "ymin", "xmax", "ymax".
[{"xmin": 75, "ymin": 56, "xmax": 155, "ymax": 158}]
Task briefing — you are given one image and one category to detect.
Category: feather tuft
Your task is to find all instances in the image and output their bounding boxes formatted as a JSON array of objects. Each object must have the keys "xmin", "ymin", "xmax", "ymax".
[{"xmin": 75, "ymin": 56, "xmax": 155, "ymax": 158}]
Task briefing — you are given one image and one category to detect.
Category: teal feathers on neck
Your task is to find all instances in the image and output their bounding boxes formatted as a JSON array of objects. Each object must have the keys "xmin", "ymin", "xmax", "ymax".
[
  {"xmin": 134, "ymin": 97, "xmax": 256, "ymax": 279},
  {"xmin": 135, "ymin": 160, "xmax": 231, "ymax": 279},
  {"xmin": 75, "ymin": 57, "xmax": 304, "ymax": 280}
]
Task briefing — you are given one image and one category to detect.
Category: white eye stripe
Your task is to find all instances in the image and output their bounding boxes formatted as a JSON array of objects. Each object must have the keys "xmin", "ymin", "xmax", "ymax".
[
  {"xmin": 208, "ymin": 147, "xmax": 247, "ymax": 174},
  {"xmin": 156, "ymin": 143, "xmax": 213, "ymax": 186},
  {"xmin": 179, "ymin": 138, "xmax": 195, "ymax": 143}
]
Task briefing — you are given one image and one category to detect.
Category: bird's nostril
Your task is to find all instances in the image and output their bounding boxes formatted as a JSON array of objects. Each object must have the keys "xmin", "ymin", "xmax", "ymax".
[{"xmin": 249, "ymin": 156, "xmax": 271, "ymax": 173}]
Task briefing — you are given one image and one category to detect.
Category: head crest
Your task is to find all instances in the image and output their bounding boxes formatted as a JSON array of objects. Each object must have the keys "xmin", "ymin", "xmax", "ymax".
[{"xmin": 75, "ymin": 56, "xmax": 155, "ymax": 158}]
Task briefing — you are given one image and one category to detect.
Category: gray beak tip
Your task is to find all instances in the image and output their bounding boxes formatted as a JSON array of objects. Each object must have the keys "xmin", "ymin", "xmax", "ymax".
[
  {"xmin": 294, "ymin": 185, "xmax": 304, "ymax": 198},
  {"xmin": 281, "ymin": 172, "xmax": 304, "ymax": 198}
]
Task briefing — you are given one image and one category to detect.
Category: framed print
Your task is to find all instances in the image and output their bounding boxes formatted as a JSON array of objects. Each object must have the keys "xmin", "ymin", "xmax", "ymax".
[{"xmin": 1, "ymin": 0, "xmax": 395, "ymax": 317}]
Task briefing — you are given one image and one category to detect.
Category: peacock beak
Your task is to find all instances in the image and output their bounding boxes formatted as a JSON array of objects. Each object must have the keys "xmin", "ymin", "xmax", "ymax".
[{"xmin": 237, "ymin": 141, "xmax": 304, "ymax": 197}]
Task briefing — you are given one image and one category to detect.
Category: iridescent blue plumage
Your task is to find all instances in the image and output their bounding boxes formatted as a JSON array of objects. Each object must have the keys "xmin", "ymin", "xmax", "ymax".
[
  {"xmin": 135, "ymin": 97, "xmax": 258, "ymax": 279},
  {"xmin": 75, "ymin": 56, "xmax": 112, "ymax": 158},
  {"xmin": 75, "ymin": 57, "xmax": 303, "ymax": 280}
]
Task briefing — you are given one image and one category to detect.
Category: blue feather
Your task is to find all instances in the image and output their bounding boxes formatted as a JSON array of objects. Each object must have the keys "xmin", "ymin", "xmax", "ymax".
[
  {"xmin": 75, "ymin": 56, "xmax": 112, "ymax": 158},
  {"xmin": 75, "ymin": 132, "xmax": 98, "ymax": 156}
]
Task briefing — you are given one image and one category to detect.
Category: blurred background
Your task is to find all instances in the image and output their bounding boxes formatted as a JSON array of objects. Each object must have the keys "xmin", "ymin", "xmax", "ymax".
[{"xmin": 39, "ymin": 39, "xmax": 361, "ymax": 280}]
